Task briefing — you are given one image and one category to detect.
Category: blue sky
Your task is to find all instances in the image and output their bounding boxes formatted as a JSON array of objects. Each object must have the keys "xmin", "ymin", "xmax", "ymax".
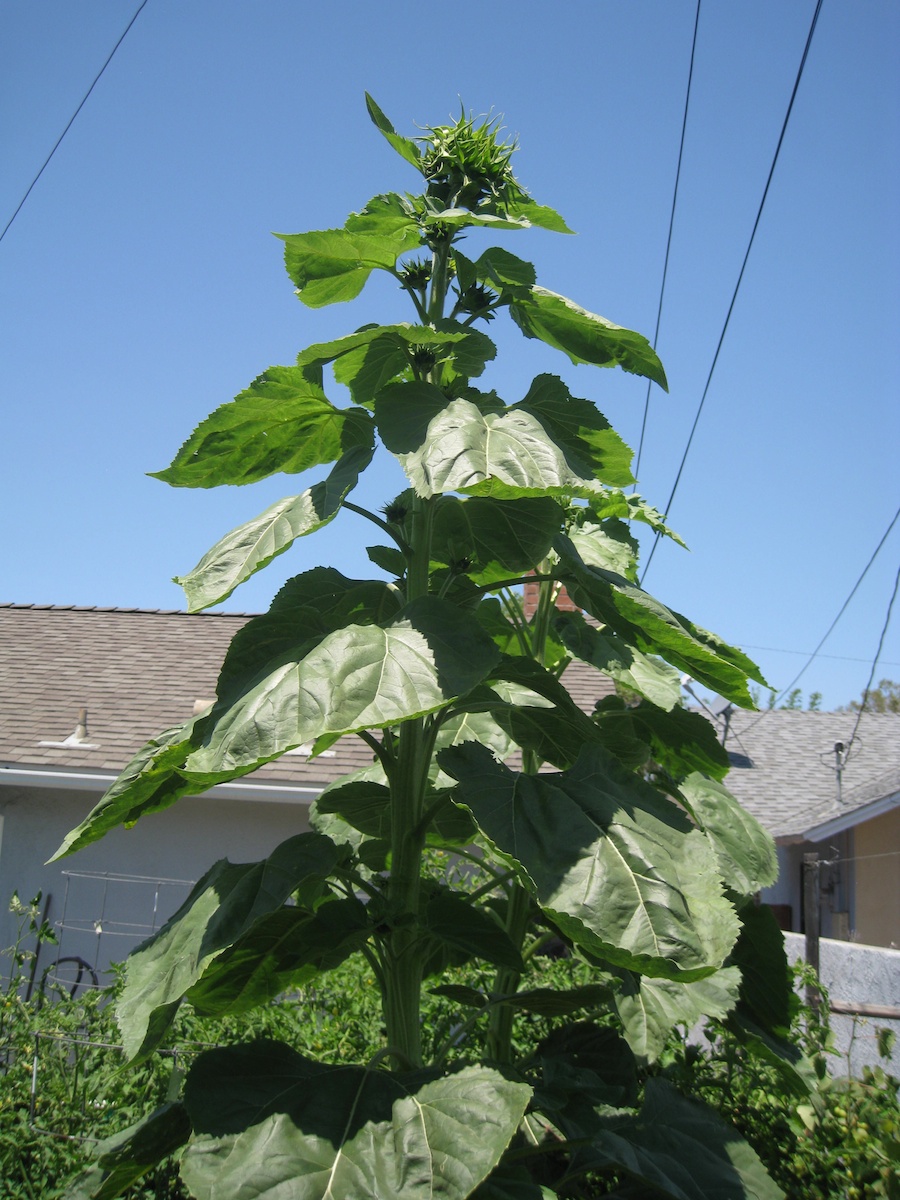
[{"xmin": 2, "ymin": 0, "xmax": 898, "ymax": 711}]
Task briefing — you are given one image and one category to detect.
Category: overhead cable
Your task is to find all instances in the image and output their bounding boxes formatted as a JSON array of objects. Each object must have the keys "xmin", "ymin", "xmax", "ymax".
[
  {"xmin": 846, "ymin": 558, "xmax": 900, "ymax": 751},
  {"xmin": 742, "ymin": 500, "xmax": 900, "ymax": 732},
  {"xmin": 633, "ymin": 0, "xmax": 701, "ymax": 484},
  {"xmin": 0, "ymin": 0, "xmax": 150, "ymax": 247},
  {"xmin": 640, "ymin": 0, "xmax": 825, "ymax": 581}
]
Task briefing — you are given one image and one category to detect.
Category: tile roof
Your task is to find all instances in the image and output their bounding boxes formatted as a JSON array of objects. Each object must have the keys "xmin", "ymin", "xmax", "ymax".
[
  {"xmin": 716, "ymin": 708, "xmax": 900, "ymax": 839},
  {"xmin": 0, "ymin": 604, "xmax": 613, "ymax": 795}
]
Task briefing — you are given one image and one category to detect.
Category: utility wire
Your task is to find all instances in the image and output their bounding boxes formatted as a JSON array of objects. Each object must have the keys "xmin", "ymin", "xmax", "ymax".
[
  {"xmin": 846, "ymin": 558, "xmax": 900, "ymax": 752},
  {"xmin": 0, "ymin": 0, "xmax": 149, "ymax": 247},
  {"xmin": 742, "ymin": 500, "xmax": 900, "ymax": 733},
  {"xmin": 633, "ymin": 0, "xmax": 701, "ymax": 484},
  {"xmin": 640, "ymin": 0, "xmax": 825, "ymax": 582}
]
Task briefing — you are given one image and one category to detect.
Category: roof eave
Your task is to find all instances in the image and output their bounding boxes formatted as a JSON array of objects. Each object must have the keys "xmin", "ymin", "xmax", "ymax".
[{"xmin": 0, "ymin": 764, "xmax": 321, "ymax": 806}]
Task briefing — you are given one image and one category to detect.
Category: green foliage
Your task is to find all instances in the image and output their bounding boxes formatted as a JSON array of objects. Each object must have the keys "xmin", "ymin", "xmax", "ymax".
[
  {"xmin": 48, "ymin": 100, "xmax": 793, "ymax": 1197},
  {"xmin": 662, "ymin": 966, "xmax": 900, "ymax": 1199}
]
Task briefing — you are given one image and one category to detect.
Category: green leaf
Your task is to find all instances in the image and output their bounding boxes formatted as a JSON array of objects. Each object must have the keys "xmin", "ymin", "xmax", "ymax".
[
  {"xmin": 116, "ymin": 833, "xmax": 345, "ymax": 1060},
  {"xmin": 367, "ymin": 543, "xmax": 407, "ymax": 575},
  {"xmin": 316, "ymin": 780, "xmax": 392, "ymax": 838},
  {"xmin": 300, "ymin": 321, "xmax": 496, "ymax": 405},
  {"xmin": 679, "ymin": 775, "xmax": 778, "ymax": 894},
  {"xmin": 500, "ymin": 983, "xmax": 613, "ymax": 1017},
  {"xmin": 554, "ymin": 611, "xmax": 682, "ymax": 711},
  {"xmin": 441, "ymin": 743, "xmax": 739, "ymax": 981},
  {"xmin": 181, "ymin": 1043, "xmax": 531, "ymax": 1200},
  {"xmin": 49, "ymin": 715, "xmax": 213, "ymax": 860},
  {"xmin": 516, "ymin": 374, "xmax": 634, "ymax": 488},
  {"xmin": 175, "ymin": 447, "xmax": 374, "ymax": 611},
  {"xmin": 186, "ymin": 597, "xmax": 500, "ymax": 777},
  {"xmin": 536, "ymin": 1022, "xmax": 639, "ymax": 1115},
  {"xmin": 505, "ymin": 196, "xmax": 574, "ymax": 234},
  {"xmin": 186, "ymin": 899, "xmax": 370, "ymax": 1017},
  {"xmin": 214, "ymin": 568, "xmax": 401, "ymax": 701},
  {"xmin": 152, "ymin": 367, "xmax": 375, "ymax": 488},
  {"xmin": 472, "ymin": 247, "xmax": 537, "ymax": 289},
  {"xmin": 626, "ymin": 705, "xmax": 732, "ymax": 781},
  {"xmin": 510, "ymin": 287, "xmax": 668, "ymax": 389},
  {"xmin": 729, "ymin": 901, "xmax": 793, "ymax": 1034},
  {"xmin": 423, "ymin": 889, "xmax": 524, "ymax": 973},
  {"xmin": 566, "ymin": 513, "xmax": 639, "ymax": 581},
  {"xmin": 431, "ymin": 496, "xmax": 563, "ymax": 577},
  {"xmin": 365, "ymin": 93, "xmax": 423, "ymax": 169},
  {"xmin": 278, "ymin": 201, "xmax": 420, "ymax": 308},
  {"xmin": 556, "ymin": 536, "xmax": 764, "ymax": 705},
  {"xmin": 614, "ymin": 968, "xmax": 740, "ymax": 1065},
  {"xmin": 63, "ymin": 1103, "xmax": 192, "ymax": 1200},
  {"xmin": 379, "ymin": 388, "xmax": 621, "ymax": 502},
  {"xmin": 582, "ymin": 1078, "xmax": 782, "ymax": 1200}
]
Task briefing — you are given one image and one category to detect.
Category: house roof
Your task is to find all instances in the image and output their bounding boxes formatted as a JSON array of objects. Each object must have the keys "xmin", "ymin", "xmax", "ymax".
[
  {"xmin": 4, "ymin": 605, "xmax": 896, "ymax": 842},
  {"xmin": 716, "ymin": 708, "xmax": 900, "ymax": 841},
  {"xmin": 0, "ymin": 603, "xmax": 613, "ymax": 799}
]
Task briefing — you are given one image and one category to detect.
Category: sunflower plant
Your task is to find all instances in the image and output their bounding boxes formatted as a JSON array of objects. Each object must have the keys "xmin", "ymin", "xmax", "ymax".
[{"xmin": 56, "ymin": 98, "xmax": 792, "ymax": 1199}]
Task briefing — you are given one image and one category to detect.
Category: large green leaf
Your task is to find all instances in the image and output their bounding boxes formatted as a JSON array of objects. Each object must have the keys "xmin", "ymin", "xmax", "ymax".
[
  {"xmin": 614, "ymin": 968, "xmax": 740, "ymax": 1064},
  {"xmin": 181, "ymin": 1042, "xmax": 531, "ymax": 1200},
  {"xmin": 553, "ymin": 612, "xmax": 682, "ymax": 711},
  {"xmin": 581, "ymin": 1079, "xmax": 782, "ymax": 1199},
  {"xmin": 278, "ymin": 198, "xmax": 421, "ymax": 308},
  {"xmin": 679, "ymin": 775, "xmax": 778, "ymax": 895},
  {"xmin": 729, "ymin": 901, "xmax": 793, "ymax": 1034},
  {"xmin": 116, "ymin": 833, "xmax": 345, "ymax": 1060},
  {"xmin": 556, "ymin": 536, "xmax": 765, "ymax": 705},
  {"xmin": 175, "ymin": 447, "xmax": 374, "ymax": 611},
  {"xmin": 565, "ymin": 512, "xmax": 639, "ymax": 581},
  {"xmin": 186, "ymin": 899, "xmax": 370, "ymax": 1017},
  {"xmin": 214, "ymin": 568, "xmax": 401, "ymax": 701},
  {"xmin": 515, "ymin": 374, "xmax": 634, "ymax": 488},
  {"xmin": 378, "ymin": 389, "xmax": 619, "ymax": 502},
  {"xmin": 510, "ymin": 287, "xmax": 668, "ymax": 389},
  {"xmin": 49, "ymin": 715, "xmax": 215, "ymax": 860},
  {"xmin": 440, "ymin": 743, "xmax": 739, "ymax": 981},
  {"xmin": 185, "ymin": 597, "xmax": 500, "ymax": 778},
  {"xmin": 63, "ymin": 1103, "xmax": 192, "ymax": 1200},
  {"xmin": 152, "ymin": 368, "xmax": 375, "ymax": 488},
  {"xmin": 431, "ymin": 495, "xmax": 563, "ymax": 577},
  {"xmin": 625, "ymin": 704, "xmax": 732, "ymax": 781}
]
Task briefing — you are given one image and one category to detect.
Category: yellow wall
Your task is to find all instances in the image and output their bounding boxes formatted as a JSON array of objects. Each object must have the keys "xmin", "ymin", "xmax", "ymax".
[{"xmin": 854, "ymin": 805, "xmax": 900, "ymax": 948}]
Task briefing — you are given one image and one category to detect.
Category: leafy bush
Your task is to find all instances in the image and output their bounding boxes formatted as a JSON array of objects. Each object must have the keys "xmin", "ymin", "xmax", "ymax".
[{"xmin": 660, "ymin": 966, "xmax": 900, "ymax": 1199}]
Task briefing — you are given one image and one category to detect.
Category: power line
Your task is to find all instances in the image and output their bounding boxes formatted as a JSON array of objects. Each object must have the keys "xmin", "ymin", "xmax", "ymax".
[
  {"xmin": 743, "ymin": 500, "xmax": 900, "ymax": 732},
  {"xmin": 0, "ymin": 0, "xmax": 149, "ymax": 247},
  {"xmin": 633, "ymin": 0, "xmax": 701, "ymax": 484},
  {"xmin": 738, "ymin": 644, "xmax": 900, "ymax": 667},
  {"xmin": 846, "ymin": 558, "xmax": 900, "ymax": 751},
  {"xmin": 640, "ymin": 0, "xmax": 825, "ymax": 582}
]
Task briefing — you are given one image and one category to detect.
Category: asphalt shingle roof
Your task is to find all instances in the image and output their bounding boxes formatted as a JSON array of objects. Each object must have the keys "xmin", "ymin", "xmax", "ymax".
[
  {"xmin": 718, "ymin": 708, "xmax": 900, "ymax": 840},
  {"xmin": 3, "ymin": 606, "xmax": 897, "ymax": 841},
  {"xmin": 0, "ymin": 604, "xmax": 613, "ymax": 794}
]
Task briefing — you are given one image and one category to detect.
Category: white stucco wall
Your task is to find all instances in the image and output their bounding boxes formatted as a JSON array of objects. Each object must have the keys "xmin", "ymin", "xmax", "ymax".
[
  {"xmin": 784, "ymin": 931, "xmax": 900, "ymax": 1077},
  {"xmin": 0, "ymin": 784, "xmax": 312, "ymax": 988}
]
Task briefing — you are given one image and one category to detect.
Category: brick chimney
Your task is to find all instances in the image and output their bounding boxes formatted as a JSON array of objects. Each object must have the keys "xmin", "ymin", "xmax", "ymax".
[{"xmin": 522, "ymin": 577, "xmax": 579, "ymax": 621}]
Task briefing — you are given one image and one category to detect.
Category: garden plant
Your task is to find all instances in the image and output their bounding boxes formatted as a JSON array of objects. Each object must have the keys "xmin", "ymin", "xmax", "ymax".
[{"xmin": 48, "ymin": 98, "xmax": 808, "ymax": 1197}]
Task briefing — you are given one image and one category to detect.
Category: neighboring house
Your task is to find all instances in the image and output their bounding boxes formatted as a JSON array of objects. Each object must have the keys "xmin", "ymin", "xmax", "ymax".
[
  {"xmin": 710, "ymin": 706, "xmax": 900, "ymax": 949},
  {"xmin": 0, "ymin": 602, "xmax": 611, "ymax": 983}
]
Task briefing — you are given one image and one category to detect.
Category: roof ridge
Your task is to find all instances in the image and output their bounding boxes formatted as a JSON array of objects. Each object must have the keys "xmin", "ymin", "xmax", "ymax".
[{"xmin": 0, "ymin": 602, "xmax": 259, "ymax": 617}]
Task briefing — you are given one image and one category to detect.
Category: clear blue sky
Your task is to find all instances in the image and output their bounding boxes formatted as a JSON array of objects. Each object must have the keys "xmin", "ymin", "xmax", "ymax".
[{"xmin": 2, "ymin": 1, "xmax": 898, "ymax": 712}]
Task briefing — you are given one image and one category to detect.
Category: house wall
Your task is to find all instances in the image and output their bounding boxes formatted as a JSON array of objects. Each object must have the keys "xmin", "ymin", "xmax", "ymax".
[
  {"xmin": 853, "ymin": 806, "xmax": 900, "ymax": 948},
  {"xmin": 0, "ymin": 784, "xmax": 312, "ymax": 987}
]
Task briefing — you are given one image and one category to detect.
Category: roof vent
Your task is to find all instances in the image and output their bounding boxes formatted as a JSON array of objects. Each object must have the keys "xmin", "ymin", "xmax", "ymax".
[{"xmin": 39, "ymin": 706, "xmax": 99, "ymax": 749}]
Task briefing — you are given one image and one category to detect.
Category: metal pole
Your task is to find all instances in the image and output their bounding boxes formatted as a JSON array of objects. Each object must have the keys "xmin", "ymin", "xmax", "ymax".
[{"xmin": 804, "ymin": 852, "xmax": 821, "ymax": 1011}]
